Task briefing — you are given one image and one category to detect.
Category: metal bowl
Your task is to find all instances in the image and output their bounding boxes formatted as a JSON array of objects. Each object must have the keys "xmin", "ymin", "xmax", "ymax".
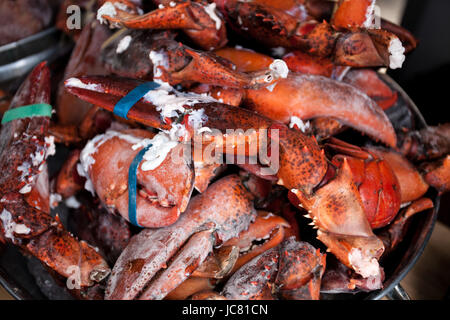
[
  {"xmin": 0, "ymin": 27, "xmax": 73, "ymax": 90},
  {"xmin": 365, "ymin": 73, "xmax": 439, "ymax": 300},
  {"xmin": 0, "ymin": 73, "xmax": 439, "ymax": 300}
]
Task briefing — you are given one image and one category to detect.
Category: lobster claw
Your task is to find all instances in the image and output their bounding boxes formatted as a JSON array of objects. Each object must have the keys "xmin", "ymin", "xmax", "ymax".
[
  {"xmin": 335, "ymin": 29, "xmax": 405, "ymax": 69},
  {"xmin": 78, "ymin": 129, "xmax": 194, "ymax": 228},
  {"xmin": 221, "ymin": 246, "xmax": 279, "ymax": 300},
  {"xmin": 0, "ymin": 62, "xmax": 110, "ymax": 287},
  {"xmin": 331, "ymin": 0, "xmax": 406, "ymax": 70},
  {"xmin": 334, "ymin": 31, "xmax": 385, "ymax": 67},
  {"xmin": 98, "ymin": 0, "xmax": 227, "ymax": 50},
  {"xmin": 0, "ymin": 62, "xmax": 52, "ymax": 196},
  {"xmin": 398, "ymin": 123, "xmax": 450, "ymax": 162},
  {"xmin": 105, "ymin": 175, "xmax": 256, "ymax": 300},
  {"xmin": 369, "ymin": 148, "xmax": 429, "ymax": 203},
  {"xmin": 291, "ymin": 159, "xmax": 385, "ymax": 279},
  {"xmin": 221, "ymin": 238, "xmax": 326, "ymax": 300},
  {"xmin": 212, "ymin": 48, "xmax": 397, "ymax": 147},
  {"xmin": 245, "ymin": 73, "xmax": 397, "ymax": 147},
  {"xmin": 216, "ymin": 0, "xmax": 408, "ymax": 69},
  {"xmin": 223, "ymin": 210, "xmax": 290, "ymax": 274},
  {"xmin": 101, "ymin": 30, "xmax": 287, "ymax": 89},
  {"xmin": 64, "ymin": 75, "xmax": 328, "ymax": 197},
  {"xmin": 327, "ymin": 139, "xmax": 402, "ymax": 229},
  {"xmin": 275, "ymin": 239, "xmax": 326, "ymax": 300},
  {"xmin": 396, "ymin": 123, "xmax": 450, "ymax": 194},
  {"xmin": 65, "ymin": 76, "xmax": 171, "ymax": 130},
  {"xmin": 305, "ymin": 0, "xmax": 419, "ymax": 53}
]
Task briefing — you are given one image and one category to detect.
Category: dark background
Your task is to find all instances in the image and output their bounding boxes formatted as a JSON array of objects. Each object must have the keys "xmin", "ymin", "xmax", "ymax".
[{"xmin": 390, "ymin": 0, "xmax": 450, "ymax": 127}]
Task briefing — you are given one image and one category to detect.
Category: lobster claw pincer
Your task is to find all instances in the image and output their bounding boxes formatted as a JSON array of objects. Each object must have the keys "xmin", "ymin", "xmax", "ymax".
[
  {"xmin": 244, "ymin": 74, "xmax": 397, "ymax": 148},
  {"xmin": 105, "ymin": 175, "xmax": 256, "ymax": 300},
  {"xmin": 65, "ymin": 76, "xmax": 171, "ymax": 130}
]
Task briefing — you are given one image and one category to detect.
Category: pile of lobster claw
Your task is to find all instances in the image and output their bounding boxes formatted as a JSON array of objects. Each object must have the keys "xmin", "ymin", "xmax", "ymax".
[{"xmin": 0, "ymin": 0, "xmax": 449, "ymax": 300}]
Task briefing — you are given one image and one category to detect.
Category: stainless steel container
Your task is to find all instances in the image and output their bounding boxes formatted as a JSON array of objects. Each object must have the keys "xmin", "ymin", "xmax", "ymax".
[{"xmin": 0, "ymin": 27, "xmax": 73, "ymax": 89}]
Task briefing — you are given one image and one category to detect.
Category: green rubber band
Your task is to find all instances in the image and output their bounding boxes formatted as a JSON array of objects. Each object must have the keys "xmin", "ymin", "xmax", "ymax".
[{"xmin": 1, "ymin": 103, "xmax": 52, "ymax": 124}]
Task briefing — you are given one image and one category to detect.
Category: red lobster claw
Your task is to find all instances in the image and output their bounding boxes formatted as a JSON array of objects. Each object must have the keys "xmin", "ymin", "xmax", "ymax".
[
  {"xmin": 221, "ymin": 238, "xmax": 326, "ymax": 300},
  {"xmin": 0, "ymin": 62, "xmax": 110, "ymax": 287},
  {"xmin": 245, "ymin": 74, "xmax": 397, "ymax": 147},
  {"xmin": 78, "ymin": 128, "xmax": 195, "ymax": 227},
  {"xmin": 98, "ymin": 0, "xmax": 227, "ymax": 50},
  {"xmin": 105, "ymin": 175, "xmax": 256, "ymax": 300},
  {"xmin": 64, "ymin": 75, "xmax": 328, "ymax": 196},
  {"xmin": 291, "ymin": 158, "xmax": 385, "ymax": 280},
  {"xmin": 213, "ymin": 48, "xmax": 397, "ymax": 147},
  {"xmin": 327, "ymin": 139, "xmax": 402, "ymax": 229}
]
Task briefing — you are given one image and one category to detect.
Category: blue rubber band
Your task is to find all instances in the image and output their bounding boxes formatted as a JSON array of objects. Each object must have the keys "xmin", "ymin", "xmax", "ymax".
[
  {"xmin": 113, "ymin": 82, "xmax": 160, "ymax": 119},
  {"xmin": 114, "ymin": 82, "xmax": 159, "ymax": 227},
  {"xmin": 128, "ymin": 143, "xmax": 153, "ymax": 227}
]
